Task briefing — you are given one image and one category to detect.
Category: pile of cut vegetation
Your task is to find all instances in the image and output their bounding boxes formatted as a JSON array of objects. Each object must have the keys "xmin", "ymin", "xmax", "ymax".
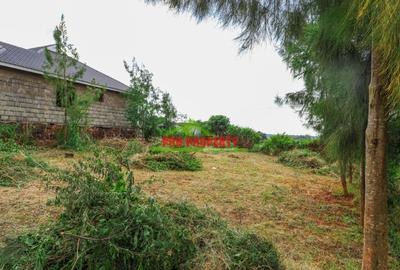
[
  {"xmin": 278, "ymin": 149, "xmax": 337, "ymax": 176},
  {"xmin": 141, "ymin": 152, "xmax": 202, "ymax": 171},
  {"xmin": 0, "ymin": 156, "xmax": 282, "ymax": 269}
]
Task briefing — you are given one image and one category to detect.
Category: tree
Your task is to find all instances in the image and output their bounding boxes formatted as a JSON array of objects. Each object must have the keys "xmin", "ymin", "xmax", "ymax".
[
  {"xmin": 160, "ymin": 92, "xmax": 178, "ymax": 129},
  {"xmin": 349, "ymin": 1, "xmax": 400, "ymax": 268},
  {"xmin": 145, "ymin": 0, "xmax": 400, "ymax": 268},
  {"xmin": 207, "ymin": 115, "xmax": 230, "ymax": 136},
  {"xmin": 275, "ymin": 23, "xmax": 369, "ymax": 197},
  {"xmin": 124, "ymin": 58, "xmax": 177, "ymax": 140},
  {"xmin": 44, "ymin": 15, "xmax": 99, "ymax": 149}
]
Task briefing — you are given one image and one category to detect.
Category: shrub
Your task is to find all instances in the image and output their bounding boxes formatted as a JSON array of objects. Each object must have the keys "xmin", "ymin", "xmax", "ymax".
[
  {"xmin": 0, "ymin": 156, "xmax": 282, "ymax": 270},
  {"xmin": 227, "ymin": 125, "xmax": 262, "ymax": 148},
  {"xmin": 252, "ymin": 134, "xmax": 296, "ymax": 155},
  {"xmin": 142, "ymin": 152, "xmax": 202, "ymax": 171},
  {"xmin": 162, "ymin": 120, "xmax": 211, "ymax": 138},
  {"xmin": 0, "ymin": 124, "xmax": 19, "ymax": 152},
  {"xmin": 295, "ymin": 138, "xmax": 321, "ymax": 152}
]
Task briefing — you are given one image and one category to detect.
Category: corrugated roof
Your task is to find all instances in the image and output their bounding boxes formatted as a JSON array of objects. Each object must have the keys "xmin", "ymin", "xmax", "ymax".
[{"xmin": 0, "ymin": 41, "xmax": 129, "ymax": 92}]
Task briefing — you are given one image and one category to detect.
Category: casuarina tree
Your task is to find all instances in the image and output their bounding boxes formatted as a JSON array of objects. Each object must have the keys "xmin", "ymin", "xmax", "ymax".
[{"xmin": 144, "ymin": 0, "xmax": 400, "ymax": 268}]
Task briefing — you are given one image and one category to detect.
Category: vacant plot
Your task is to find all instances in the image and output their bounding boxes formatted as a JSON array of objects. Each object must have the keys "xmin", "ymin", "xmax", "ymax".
[
  {"xmin": 0, "ymin": 150, "xmax": 361, "ymax": 269},
  {"xmin": 135, "ymin": 152, "xmax": 361, "ymax": 270}
]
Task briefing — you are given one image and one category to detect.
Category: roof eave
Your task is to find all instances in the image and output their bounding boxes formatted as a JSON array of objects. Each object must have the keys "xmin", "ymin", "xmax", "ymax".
[{"xmin": 0, "ymin": 61, "xmax": 128, "ymax": 93}]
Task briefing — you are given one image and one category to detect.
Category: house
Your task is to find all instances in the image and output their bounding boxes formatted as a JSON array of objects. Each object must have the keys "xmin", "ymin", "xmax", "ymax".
[{"xmin": 0, "ymin": 41, "xmax": 133, "ymax": 138}]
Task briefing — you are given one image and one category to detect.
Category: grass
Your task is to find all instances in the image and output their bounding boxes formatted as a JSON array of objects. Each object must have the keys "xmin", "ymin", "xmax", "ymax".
[
  {"xmin": 134, "ymin": 152, "xmax": 363, "ymax": 269},
  {"xmin": 0, "ymin": 147, "xmax": 364, "ymax": 269},
  {"xmin": 1, "ymin": 153, "xmax": 282, "ymax": 270}
]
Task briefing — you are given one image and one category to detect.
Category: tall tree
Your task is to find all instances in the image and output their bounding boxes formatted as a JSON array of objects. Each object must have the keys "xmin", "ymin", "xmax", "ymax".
[
  {"xmin": 349, "ymin": 1, "xmax": 400, "ymax": 268},
  {"xmin": 160, "ymin": 92, "xmax": 178, "ymax": 129},
  {"xmin": 145, "ymin": 1, "xmax": 400, "ymax": 268},
  {"xmin": 43, "ymin": 15, "xmax": 85, "ymax": 145},
  {"xmin": 124, "ymin": 58, "xmax": 177, "ymax": 140}
]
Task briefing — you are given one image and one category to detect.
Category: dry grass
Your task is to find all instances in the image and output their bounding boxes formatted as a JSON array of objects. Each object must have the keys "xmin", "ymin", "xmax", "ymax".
[
  {"xmin": 0, "ymin": 149, "xmax": 362, "ymax": 269},
  {"xmin": 0, "ymin": 181, "xmax": 59, "ymax": 247},
  {"xmin": 135, "ymin": 152, "xmax": 362, "ymax": 270}
]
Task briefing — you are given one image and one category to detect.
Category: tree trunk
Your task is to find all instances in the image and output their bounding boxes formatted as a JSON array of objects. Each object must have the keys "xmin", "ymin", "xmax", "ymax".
[
  {"xmin": 348, "ymin": 163, "xmax": 353, "ymax": 184},
  {"xmin": 360, "ymin": 152, "xmax": 366, "ymax": 228},
  {"xmin": 361, "ymin": 48, "xmax": 388, "ymax": 270},
  {"xmin": 340, "ymin": 163, "xmax": 349, "ymax": 197},
  {"xmin": 64, "ymin": 108, "xmax": 68, "ymax": 145}
]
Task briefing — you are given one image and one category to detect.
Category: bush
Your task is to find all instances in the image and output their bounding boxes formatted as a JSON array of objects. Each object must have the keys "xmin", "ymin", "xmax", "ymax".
[
  {"xmin": 295, "ymin": 138, "xmax": 321, "ymax": 151},
  {"xmin": 227, "ymin": 125, "xmax": 262, "ymax": 148},
  {"xmin": 142, "ymin": 152, "xmax": 202, "ymax": 171},
  {"xmin": 0, "ymin": 156, "xmax": 282, "ymax": 270},
  {"xmin": 162, "ymin": 120, "xmax": 211, "ymax": 138},
  {"xmin": 207, "ymin": 115, "xmax": 230, "ymax": 136},
  {"xmin": 251, "ymin": 134, "xmax": 296, "ymax": 155},
  {"xmin": 0, "ymin": 124, "xmax": 19, "ymax": 152}
]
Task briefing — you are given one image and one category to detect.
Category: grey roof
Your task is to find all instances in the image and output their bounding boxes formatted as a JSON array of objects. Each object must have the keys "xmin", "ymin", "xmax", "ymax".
[{"xmin": 0, "ymin": 41, "xmax": 129, "ymax": 92}]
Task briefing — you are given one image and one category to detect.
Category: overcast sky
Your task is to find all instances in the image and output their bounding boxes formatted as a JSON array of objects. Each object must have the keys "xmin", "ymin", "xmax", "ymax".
[{"xmin": 1, "ymin": 0, "xmax": 315, "ymax": 135}]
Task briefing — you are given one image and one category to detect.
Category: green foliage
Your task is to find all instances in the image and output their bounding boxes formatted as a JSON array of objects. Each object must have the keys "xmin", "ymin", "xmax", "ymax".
[
  {"xmin": 387, "ymin": 116, "xmax": 400, "ymax": 263},
  {"xmin": 278, "ymin": 149, "xmax": 324, "ymax": 169},
  {"xmin": 125, "ymin": 140, "xmax": 146, "ymax": 155},
  {"xmin": 124, "ymin": 58, "xmax": 177, "ymax": 140},
  {"xmin": 0, "ymin": 152, "xmax": 53, "ymax": 187},
  {"xmin": 62, "ymin": 88, "xmax": 100, "ymax": 150},
  {"xmin": 162, "ymin": 120, "xmax": 211, "ymax": 137},
  {"xmin": 276, "ymin": 21, "xmax": 368, "ymax": 168},
  {"xmin": 388, "ymin": 161, "xmax": 400, "ymax": 262},
  {"xmin": 44, "ymin": 15, "xmax": 100, "ymax": 150},
  {"xmin": 0, "ymin": 155, "xmax": 282, "ymax": 270},
  {"xmin": 160, "ymin": 92, "xmax": 178, "ymax": 129},
  {"xmin": 227, "ymin": 125, "xmax": 262, "ymax": 148},
  {"xmin": 251, "ymin": 134, "xmax": 295, "ymax": 155},
  {"xmin": 0, "ymin": 124, "xmax": 19, "ymax": 152},
  {"xmin": 295, "ymin": 138, "xmax": 320, "ymax": 150},
  {"xmin": 277, "ymin": 149, "xmax": 336, "ymax": 176},
  {"xmin": 142, "ymin": 152, "xmax": 202, "ymax": 171},
  {"xmin": 207, "ymin": 115, "xmax": 230, "ymax": 136}
]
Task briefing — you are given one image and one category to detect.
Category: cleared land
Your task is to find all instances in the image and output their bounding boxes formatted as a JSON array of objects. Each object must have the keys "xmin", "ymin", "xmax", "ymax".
[{"xmin": 0, "ymin": 149, "xmax": 361, "ymax": 269}]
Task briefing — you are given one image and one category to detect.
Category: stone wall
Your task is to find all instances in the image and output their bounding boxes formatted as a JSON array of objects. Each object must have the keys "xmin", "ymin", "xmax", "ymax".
[{"xmin": 0, "ymin": 66, "xmax": 131, "ymax": 129}]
